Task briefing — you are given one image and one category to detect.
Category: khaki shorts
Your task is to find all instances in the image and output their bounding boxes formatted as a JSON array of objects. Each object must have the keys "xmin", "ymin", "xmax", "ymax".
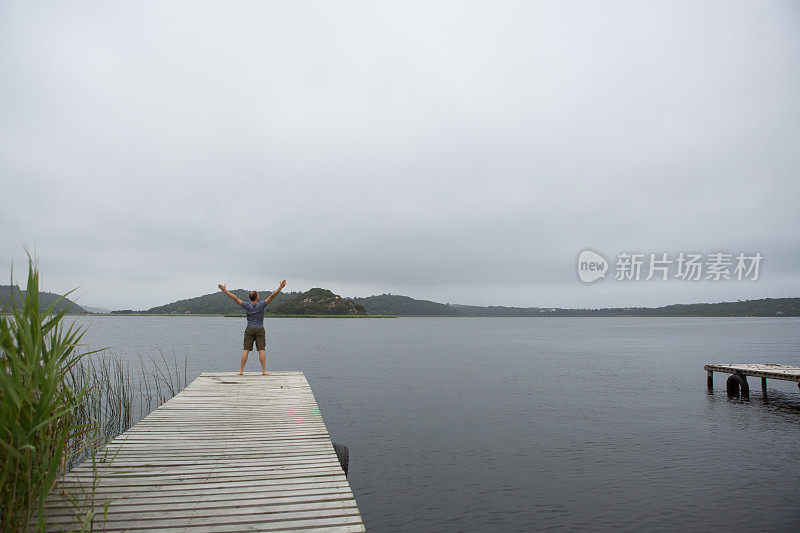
[{"xmin": 243, "ymin": 327, "xmax": 266, "ymax": 351}]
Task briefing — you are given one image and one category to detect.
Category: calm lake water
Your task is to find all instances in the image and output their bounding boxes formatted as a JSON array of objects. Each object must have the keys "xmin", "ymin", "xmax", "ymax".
[{"xmin": 72, "ymin": 316, "xmax": 800, "ymax": 532}]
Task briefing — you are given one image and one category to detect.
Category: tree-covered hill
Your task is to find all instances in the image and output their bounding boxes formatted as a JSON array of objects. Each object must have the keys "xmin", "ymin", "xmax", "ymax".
[
  {"xmin": 140, "ymin": 287, "xmax": 367, "ymax": 316},
  {"xmin": 354, "ymin": 294, "xmax": 464, "ymax": 316},
  {"xmin": 354, "ymin": 294, "xmax": 800, "ymax": 317},
  {"xmin": 655, "ymin": 297, "xmax": 800, "ymax": 316},
  {"xmin": 126, "ymin": 289, "xmax": 799, "ymax": 317},
  {"xmin": 142, "ymin": 289, "xmax": 295, "ymax": 315},
  {"xmin": 268, "ymin": 287, "xmax": 367, "ymax": 315},
  {"xmin": 352, "ymin": 295, "xmax": 542, "ymax": 316},
  {"xmin": 0, "ymin": 285, "xmax": 87, "ymax": 314},
  {"xmin": 538, "ymin": 297, "xmax": 800, "ymax": 317},
  {"xmin": 274, "ymin": 288, "xmax": 366, "ymax": 315},
  {"xmin": 451, "ymin": 304, "xmax": 543, "ymax": 316},
  {"xmin": 343, "ymin": 293, "xmax": 800, "ymax": 317}
]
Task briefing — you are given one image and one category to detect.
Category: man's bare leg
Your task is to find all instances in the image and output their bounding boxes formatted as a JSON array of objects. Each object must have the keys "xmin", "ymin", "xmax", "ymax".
[
  {"xmin": 238, "ymin": 350, "xmax": 249, "ymax": 375},
  {"xmin": 259, "ymin": 350, "xmax": 268, "ymax": 375}
]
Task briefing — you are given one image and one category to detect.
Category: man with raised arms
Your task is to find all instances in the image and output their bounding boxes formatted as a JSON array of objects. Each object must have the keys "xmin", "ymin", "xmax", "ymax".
[{"xmin": 218, "ymin": 280, "xmax": 286, "ymax": 375}]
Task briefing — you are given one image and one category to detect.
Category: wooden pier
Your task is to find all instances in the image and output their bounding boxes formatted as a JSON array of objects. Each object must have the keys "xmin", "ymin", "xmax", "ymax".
[
  {"xmin": 705, "ymin": 363, "xmax": 800, "ymax": 398},
  {"xmin": 43, "ymin": 372, "xmax": 365, "ymax": 531}
]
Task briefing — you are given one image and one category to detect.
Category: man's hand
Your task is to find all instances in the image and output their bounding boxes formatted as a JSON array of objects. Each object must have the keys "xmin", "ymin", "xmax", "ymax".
[
  {"xmin": 265, "ymin": 279, "xmax": 287, "ymax": 305},
  {"xmin": 218, "ymin": 283, "xmax": 243, "ymax": 305}
]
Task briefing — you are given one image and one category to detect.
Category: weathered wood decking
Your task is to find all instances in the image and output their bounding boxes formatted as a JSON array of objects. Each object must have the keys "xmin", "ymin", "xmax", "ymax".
[
  {"xmin": 44, "ymin": 372, "xmax": 365, "ymax": 532},
  {"xmin": 705, "ymin": 363, "xmax": 800, "ymax": 398},
  {"xmin": 704, "ymin": 363, "xmax": 800, "ymax": 382}
]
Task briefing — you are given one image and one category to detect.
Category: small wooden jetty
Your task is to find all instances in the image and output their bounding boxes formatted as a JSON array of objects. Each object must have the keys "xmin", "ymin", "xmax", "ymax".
[
  {"xmin": 705, "ymin": 363, "xmax": 800, "ymax": 398},
  {"xmin": 43, "ymin": 372, "xmax": 365, "ymax": 531}
]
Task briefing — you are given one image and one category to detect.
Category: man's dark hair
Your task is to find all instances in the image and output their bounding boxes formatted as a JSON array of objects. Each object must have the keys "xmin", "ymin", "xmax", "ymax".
[{"xmin": 249, "ymin": 291, "xmax": 258, "ymax": 302}]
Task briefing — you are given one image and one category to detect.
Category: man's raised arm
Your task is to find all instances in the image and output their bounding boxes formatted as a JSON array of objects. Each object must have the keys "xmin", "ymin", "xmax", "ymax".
[
  {"xmin": 218, "ymin": 284, "xmax": 243, "ymax": 306},
  {"xmin": 264, "ymin": 280, "xmax": 287, "ymax": 305}
]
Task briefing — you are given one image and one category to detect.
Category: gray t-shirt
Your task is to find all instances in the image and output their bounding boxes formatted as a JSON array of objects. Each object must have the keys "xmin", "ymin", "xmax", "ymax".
[{"xmin": 241, "ymin": 300, "xmax": 268, "ymax": 328}]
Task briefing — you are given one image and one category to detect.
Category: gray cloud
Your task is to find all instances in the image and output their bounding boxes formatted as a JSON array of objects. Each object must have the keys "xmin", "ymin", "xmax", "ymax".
[{"xmin": 1, "ymin": 1, "xmax": 799, "ymax": 309}]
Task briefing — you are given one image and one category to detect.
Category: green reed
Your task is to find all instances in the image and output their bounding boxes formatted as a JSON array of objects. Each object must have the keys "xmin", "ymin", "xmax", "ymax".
[
  {"xmin": 0, "ymin": 258, "xmax": 93, "ymax": 531},
  {"xmin": 0, "ymin": 257, "xmax": 187, "ymax": 531}
]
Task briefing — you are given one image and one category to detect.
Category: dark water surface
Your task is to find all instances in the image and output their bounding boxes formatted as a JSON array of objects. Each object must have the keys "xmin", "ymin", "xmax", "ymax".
[{"xmin": 73, "ymin": 316, "xmax": 800, "ymax": 531}]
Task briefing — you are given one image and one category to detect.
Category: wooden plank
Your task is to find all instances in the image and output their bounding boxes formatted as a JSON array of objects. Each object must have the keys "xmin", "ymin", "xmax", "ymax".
[
  {"xmin": 44, "ymin": 500, "xmax": 360, "ymax": 525},
  {"xmin": 704, "ymin": 363, "xmax": 800, "ymax": 382},
  {"xmin": 89, "ymin": 514, "xmax": 366, "ymax": 532},
  {"xmin": 52, "ymin": 476, "xmax": 351, "ymax": 495},
  {"xmin": 44, "ymin": 372, "xmax": 364, "ymax": 532},
  {"xmin": 78, "ymin": 510, "xmax": 365, "ymax": 531},
  {"xmin": 68, "ymin": 458, "xmax": 340, "ymax": 473},
  {"xmin": 44, "ymin": 487, "xmax": 356, "ymax": 512}
]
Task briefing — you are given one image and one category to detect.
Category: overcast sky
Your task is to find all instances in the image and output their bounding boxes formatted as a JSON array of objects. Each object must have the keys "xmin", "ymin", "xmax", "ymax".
[{"xmin": 1, "ymin": 1, "xmax": 799, "ymax": 310}]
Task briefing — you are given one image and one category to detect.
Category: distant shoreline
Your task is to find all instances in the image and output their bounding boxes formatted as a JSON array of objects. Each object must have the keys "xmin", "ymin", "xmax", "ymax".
[
  {"xmin": 50, "ymin": 313, "xmax": 800, "ymax": 318},
  {"xmin": 81, "ymin": 313, "xmax": 398, "ymax": 318},
  {"xmin": 8, "ymin": 286, "xmax": 795, "ymax": 318}
]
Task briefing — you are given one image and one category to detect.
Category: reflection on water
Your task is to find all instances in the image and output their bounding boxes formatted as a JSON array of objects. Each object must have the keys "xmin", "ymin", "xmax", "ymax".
[
  {"xmin": 73, "ymin": 316, "xmax": 800, "ymax": 531},
  {"xmin": 707, "ymin": 385, "xmax": 800, "ymax": 414}
]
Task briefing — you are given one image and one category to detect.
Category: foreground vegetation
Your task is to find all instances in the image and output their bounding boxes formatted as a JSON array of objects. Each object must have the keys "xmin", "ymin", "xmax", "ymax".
[
  {"xmin": 0, "ymin": 261, "xmax": 90, "ymax": 530},
  {"xmin": 0, "ymin": 259, "xmax": 186, "ymax": 531}
]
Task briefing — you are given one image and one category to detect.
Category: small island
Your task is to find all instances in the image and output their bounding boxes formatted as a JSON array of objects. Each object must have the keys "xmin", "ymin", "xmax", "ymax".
[
  {"xmin": 272, "ymin": 288, "xmax": 367, "ymax": 316},
  {"xmin": 113, "ymin": 287, "xmax": 375, "ymax": 317}
]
